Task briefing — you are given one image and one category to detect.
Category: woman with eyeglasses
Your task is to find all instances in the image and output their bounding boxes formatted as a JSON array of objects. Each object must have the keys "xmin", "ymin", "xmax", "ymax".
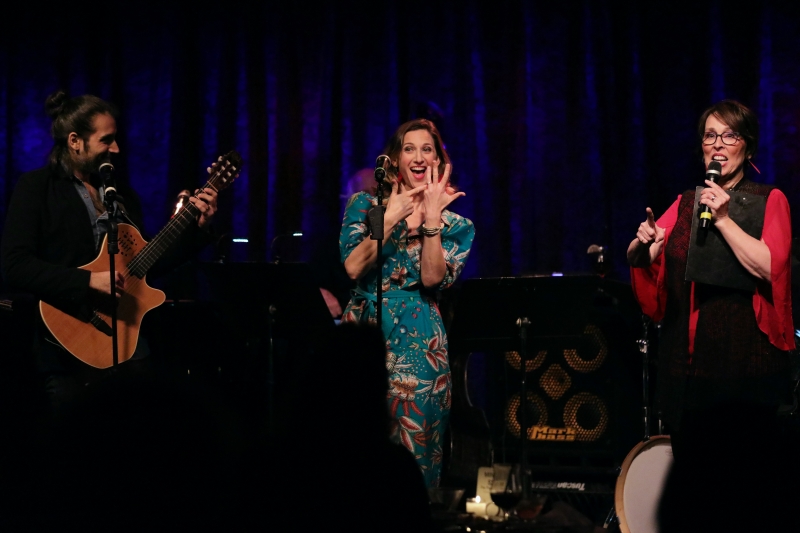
[{"xmin": 627, "ymin": 100, "xmax": 795, "ymax": 531}]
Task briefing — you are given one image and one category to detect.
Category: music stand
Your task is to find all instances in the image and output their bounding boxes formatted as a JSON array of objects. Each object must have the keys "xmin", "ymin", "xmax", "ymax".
[
  {"xmin": 449, "ymin": 275, "xmax": 606, "ymax": 352},
  {"xmin": 198, "ymin": 261, "xmax": 336, "ymax": 428}
]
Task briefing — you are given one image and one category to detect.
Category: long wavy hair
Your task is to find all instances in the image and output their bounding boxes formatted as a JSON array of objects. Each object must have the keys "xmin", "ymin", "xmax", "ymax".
[{"xmin": 378, "ymin": 119, "xmax": 451, "ymax": 201}]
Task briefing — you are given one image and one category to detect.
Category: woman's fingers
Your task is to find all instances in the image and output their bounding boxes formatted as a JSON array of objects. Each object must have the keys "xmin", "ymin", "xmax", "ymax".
[
  {"xmin": 440, "ymin": 163, "xmax": 451, "ymax": 186},
  {"xmin": 446, "ymin": 191, "xmax": 466, "ymax": 204},
  {"xmin": 646, "ymin": 207, "xmax": 654, "ymax": 221},
  {"xmin": 636, "ymin": 208, "xmax": 655, "ymax": 244},
  {"xmin": 702, "ymin": 185, "xmax": 726, "ymax": 209},
  {"xmin": 704, "ymin": 179, "xmax": 726, "ymax": 195}
]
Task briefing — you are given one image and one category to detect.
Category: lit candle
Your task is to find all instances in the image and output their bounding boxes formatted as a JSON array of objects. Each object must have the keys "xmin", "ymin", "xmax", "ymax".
[{"xmin": 466, "ymin": 496, "xmax": 488, "ymax": 517}]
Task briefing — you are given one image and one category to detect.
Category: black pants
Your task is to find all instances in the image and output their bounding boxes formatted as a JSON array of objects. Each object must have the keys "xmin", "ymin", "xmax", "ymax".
[
  {"xmin": 657, "ymin": 404, "xmax": 798, "ymax": 532},
  {"xmin": 42, "ymin": 356, "xmax": 156, "ymax": 419}
]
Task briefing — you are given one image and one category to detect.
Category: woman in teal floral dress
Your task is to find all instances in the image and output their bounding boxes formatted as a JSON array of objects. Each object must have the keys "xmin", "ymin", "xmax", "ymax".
[{"xmin": 339, "ymin": 119, "xmax": 475, "ymax": 487}]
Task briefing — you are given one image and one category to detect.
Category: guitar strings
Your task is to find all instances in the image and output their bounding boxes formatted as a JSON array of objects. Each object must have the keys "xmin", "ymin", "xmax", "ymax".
[{"xmin": 92, "ymin": 159, "xmax": 237, "ymax": 322}]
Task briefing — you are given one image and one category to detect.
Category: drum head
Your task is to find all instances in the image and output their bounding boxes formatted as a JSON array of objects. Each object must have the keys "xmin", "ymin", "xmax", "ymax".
[{"xmin": 614, "ymin": 435, "xmax": 673, "ymax": 533}]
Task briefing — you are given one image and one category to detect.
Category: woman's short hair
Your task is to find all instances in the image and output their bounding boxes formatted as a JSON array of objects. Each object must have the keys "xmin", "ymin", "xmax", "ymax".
[
  {"xmin": 697, "ymin": 99, "xmax": 759, "ymax": 159},
  {"xmin": 380, "ymin": 118, "xmax": 451, "ymax": 194}
]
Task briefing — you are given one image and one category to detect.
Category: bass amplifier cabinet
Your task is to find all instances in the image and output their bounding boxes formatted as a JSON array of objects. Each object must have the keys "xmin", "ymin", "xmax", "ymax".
[{"xmin": 447, "ymin": 275, "xmax": 643, "ymax": 483}]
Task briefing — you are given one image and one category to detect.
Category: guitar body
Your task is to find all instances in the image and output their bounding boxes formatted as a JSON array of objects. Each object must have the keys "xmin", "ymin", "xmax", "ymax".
[
  {"xmin": 38, "ymin": 150, "xmax": 242, "ymax": 369},
  {"xmin": 40, "ymin": 223, "xmax": 166, "ymax": 369}
]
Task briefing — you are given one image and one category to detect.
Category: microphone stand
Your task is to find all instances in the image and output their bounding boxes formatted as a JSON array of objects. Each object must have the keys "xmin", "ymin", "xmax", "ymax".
[
  {"xmin": 265, "ymin": 232, "xmax": 301, "ymax": 430},
  {"xmin": 516, "ymin": 316, "xmax": 531, "ymax": 499},
  {"xmin": 637, "ymin": 314, "xmax": 652, "ymax": 441},
  {"xmin": 102, "ymin": 171, "xmax": 120, "ymax": 367},
  {"xmin": 368, "ymin": 157, "xmax": 390, "ymax": 332}
]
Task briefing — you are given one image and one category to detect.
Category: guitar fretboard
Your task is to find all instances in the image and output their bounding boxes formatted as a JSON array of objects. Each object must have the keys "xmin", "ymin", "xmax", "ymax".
[
  {"xmin": 128, "ymin": 196, "xmax": 205, "ymax": 278},
  {"xmin": 127, "ymin": 151, "xmax": 240, "ymax": 278}
]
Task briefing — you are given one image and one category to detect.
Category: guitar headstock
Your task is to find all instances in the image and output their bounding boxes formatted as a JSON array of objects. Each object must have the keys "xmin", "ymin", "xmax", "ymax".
[{"xmin": 206, "ymin": 150, "xmax": 243, "ymax": 192}]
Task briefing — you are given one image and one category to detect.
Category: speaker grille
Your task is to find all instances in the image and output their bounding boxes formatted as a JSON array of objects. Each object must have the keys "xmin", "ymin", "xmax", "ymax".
[
  {"xmin": 505, "ymin": 392, "xmax": 548, "ymax": 438},
  {"xmin": 564, "ymin": 392, "xmax": 609, "ymax": 442},
  {"xmin": 540, "ymin": 364, "xmax": 572, "ymax": 400},
  {"xmin": 505, "ymin": 350, "xmax": 546, "ymax": 372},
  {"xmin": 500, "ymin": 322, "xmax": 615, "ymax": 444},
  {"xmin": 564, "ymin": 324, "xmax": 607, "ymax": 373}
]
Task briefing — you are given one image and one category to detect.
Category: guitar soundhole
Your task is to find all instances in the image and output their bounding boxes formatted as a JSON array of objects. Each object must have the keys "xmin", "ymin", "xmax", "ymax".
[{"xmin": 119, "ymin": 232, "xmax": 138, "ymax": 256}]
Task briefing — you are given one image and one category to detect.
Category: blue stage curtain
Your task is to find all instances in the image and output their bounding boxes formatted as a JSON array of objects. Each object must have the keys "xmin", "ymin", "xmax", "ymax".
[{"xmin": 2, "ymin": 2, "xmax": 799, "ymax": 287}]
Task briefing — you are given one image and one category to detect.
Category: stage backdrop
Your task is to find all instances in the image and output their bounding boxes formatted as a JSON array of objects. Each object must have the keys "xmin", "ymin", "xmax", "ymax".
[{"xmin": 2, "ymin": 2, "xmax": 800, "ymax": 298}]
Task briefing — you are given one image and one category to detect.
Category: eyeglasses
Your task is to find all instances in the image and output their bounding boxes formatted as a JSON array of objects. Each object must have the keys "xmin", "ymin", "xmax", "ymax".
[{"xmin": 702, "ymin": 131, "xmax": 741, "ymax": 146}]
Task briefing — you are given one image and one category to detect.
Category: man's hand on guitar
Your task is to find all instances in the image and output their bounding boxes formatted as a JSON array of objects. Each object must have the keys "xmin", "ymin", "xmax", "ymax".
[
  {"xmin": 89, "ymin": 271, "xmax": 125, "ymax": 298},
  {"xmin": 195, "ymin": 155, "xmax": 240, "ymax": 228},
  {"xmin": 191, "ymin": 187, "xmax": 218, "ymax": 228}
]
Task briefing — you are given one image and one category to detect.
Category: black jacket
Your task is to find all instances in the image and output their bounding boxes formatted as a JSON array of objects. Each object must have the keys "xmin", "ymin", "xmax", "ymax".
[
  {"xmin": 1, "ymin": 164, "xmax": 211, "ymax": 371},
  {"xmin": 2, "ymin": 164, "xmax": 209, "ymax": 303}
]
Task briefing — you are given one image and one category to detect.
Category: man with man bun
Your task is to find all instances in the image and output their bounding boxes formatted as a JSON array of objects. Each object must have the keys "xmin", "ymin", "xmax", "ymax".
[{"xmin": 1, "ymin": 91, "xmax": 218, "ymax": 416}]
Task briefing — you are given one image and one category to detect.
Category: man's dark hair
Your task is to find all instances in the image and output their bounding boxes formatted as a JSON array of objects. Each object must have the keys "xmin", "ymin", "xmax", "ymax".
[{"xmin": 45, "ymin": 90, "xmax": 118, "ymax": 172}]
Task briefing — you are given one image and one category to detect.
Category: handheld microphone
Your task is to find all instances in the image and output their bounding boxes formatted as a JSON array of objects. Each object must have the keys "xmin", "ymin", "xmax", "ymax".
[
  {"xmin": 99, "ymin": 162, "xmax": 116, "ymax": 202},
  {"xmin": 173, "ymin": 189, "xmax": 192, "ymax": 217},
  {"xmin": 699, "ymin": 161, "xmax": 722, "ymax": 229},
  {"xmin": 374, "ymin": 155, "xmax": 391, "ymax": 182}
]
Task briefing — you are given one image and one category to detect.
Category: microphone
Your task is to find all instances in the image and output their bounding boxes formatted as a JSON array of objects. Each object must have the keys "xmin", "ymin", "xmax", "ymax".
[
  {"xmin": 172, "ymin": 189, "xmax": 192, "ymax": 218},
  {"xmin": 99, "ymin": 162, "xmax": 116, "ymax": 202},
  {"xmin": 699, "ymin": 161, "xmax": 722, "ymax": 229},
  {"xmin": 374, "ymin": 155, "xmax": 391, "ymax": 182}
]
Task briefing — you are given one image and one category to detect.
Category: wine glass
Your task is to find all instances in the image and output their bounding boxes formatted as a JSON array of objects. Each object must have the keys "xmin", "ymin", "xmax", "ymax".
[{"xmin": 490, "ymin": 464, "xmax": 523, "ymax": 522}]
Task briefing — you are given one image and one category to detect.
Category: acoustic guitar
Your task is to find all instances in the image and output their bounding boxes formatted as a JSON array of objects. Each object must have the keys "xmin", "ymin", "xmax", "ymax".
[{"xmin": 40, "ymin": 151, "xmax": 243, "ymax": 369}]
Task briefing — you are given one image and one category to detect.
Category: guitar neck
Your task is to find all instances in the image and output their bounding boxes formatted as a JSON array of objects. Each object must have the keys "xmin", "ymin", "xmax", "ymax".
[
  {"xmin": 127, "ymin": 181, "xmax": 212, "ymax": 278},
  {"xmin": 125, "ymin": 151, "xmax": 241, "ymax": 278}
]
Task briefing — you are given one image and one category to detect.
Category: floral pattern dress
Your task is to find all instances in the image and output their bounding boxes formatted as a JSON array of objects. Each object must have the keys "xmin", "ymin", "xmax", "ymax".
[{"xmin": 339, "ymin": 192, "xmax": 475, "ymax": 487}]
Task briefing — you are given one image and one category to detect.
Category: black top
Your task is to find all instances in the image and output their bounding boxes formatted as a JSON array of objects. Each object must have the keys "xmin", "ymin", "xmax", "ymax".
[
  {"xmin": 2, "ymin": 165, "xmax": 112, "ymax": 305},
  {"xmin": 658, "ymin": 180, "xmax": 789, "ymax": 430}
]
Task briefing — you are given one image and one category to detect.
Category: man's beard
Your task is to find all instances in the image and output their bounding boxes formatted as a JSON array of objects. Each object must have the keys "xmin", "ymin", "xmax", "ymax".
[{"xmin": 78, "ymin": 151, "xmax": 110, "ymax": 175}]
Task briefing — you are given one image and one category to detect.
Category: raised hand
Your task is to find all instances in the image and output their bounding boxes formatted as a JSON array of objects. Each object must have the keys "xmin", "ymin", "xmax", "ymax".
[
  {"xmin": 635, "ymin": 207, "xmax": 665, "ymax": 246},
  {"xmin": 422, "ymin": 162, "xmax": 465, "ymax": 225},
  {"xmin": 385, "ymin": 179, "xmax": 426, "ymax": 231}
]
